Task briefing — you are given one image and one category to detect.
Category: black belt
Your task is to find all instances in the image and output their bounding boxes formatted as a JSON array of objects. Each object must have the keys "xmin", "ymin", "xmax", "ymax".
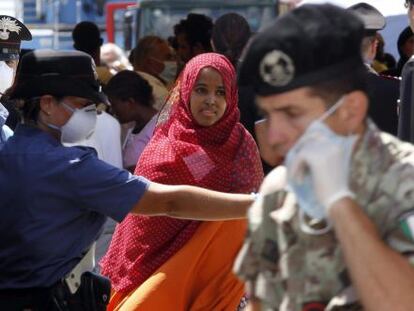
[
  {"xmin": 0, "ymin": 286, "xmax": 56, "ymax": 311},
  {"xmin": 0, "ymin": 272, "xmax": 110, "ymax": 311},
  {"xmin": 0, "ymin": 286, "xmax": 52, "ymax": 297}
]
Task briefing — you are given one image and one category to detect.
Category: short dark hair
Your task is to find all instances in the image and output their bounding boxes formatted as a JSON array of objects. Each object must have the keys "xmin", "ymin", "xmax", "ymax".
[
  {"xmin": 18, "ymin": 95, "xmax": 63, "ymax": 123},
  {"xmin": 173, "ymin": 13, "xmax": 213, "ymax": 51},
  {"xmin": 308, "ymin": 68, "xmax": 368, "ymax": 106},
  {"xmin": 21, "ymin": 97, "xmax": 40, "ymax": 122},
  {"xmin": 104, "ymin": 70, "xmax": 154, "ymax": 107},
  {"xmin": 212, "ymin": 13, "xmax": 251, "ymax": 67},
  {"xmin": 72, "ymin": 21, "xmax": 103, "ymax": 55}
]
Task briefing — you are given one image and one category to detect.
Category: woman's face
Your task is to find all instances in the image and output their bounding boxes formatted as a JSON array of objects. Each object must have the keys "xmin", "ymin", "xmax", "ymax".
[{"xmin": 190, "ymin": 67, "xmax": 227, "ymax": 127}]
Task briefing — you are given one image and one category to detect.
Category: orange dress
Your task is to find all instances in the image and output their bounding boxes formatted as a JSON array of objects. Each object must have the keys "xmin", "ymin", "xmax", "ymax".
[{"xmin": 108, "ymin": 220, "xmax": 246, "ymax": 311}]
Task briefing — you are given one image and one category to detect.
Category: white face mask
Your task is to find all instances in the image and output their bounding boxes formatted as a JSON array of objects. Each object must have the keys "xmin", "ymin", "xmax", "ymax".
[
  {"xmin": 159, "ymin": 61, "xmax": 177, "ymax": 84},
  {"xmin": 285, "ymin": 96, "xmax": 357, "ymax": 222},
  {"xmin": 0, "ymin": 61, "xmax": 15, "ymax": 94},
  {"xmin": 48, "ymin": 102, "xmax": 97, "ymax": 144}
]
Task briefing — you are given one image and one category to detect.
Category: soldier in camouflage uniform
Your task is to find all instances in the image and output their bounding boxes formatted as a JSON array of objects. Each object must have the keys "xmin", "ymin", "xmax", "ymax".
[{"xmin": 233, "ymin": 4, "xmax": 414, "ymax": 311}]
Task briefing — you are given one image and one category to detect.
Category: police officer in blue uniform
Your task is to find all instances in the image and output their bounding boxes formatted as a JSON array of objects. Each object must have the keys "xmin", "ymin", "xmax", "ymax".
[
  {"xmin": 0, "ymin": 50, "xmax": 253, "ymax": 310},
  {"xmin": 348, "ymin": 2, "xmax": 400, "ymax": 136},
  {"xmin": 0, "ymin": 15, "xmax": 31, "ymax": 148}
]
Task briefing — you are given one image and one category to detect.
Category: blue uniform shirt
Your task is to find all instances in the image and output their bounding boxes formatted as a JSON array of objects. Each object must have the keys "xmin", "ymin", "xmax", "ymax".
[{"xmin": 0, "ymin": 125, "xmax": 149, "ymax": 289}]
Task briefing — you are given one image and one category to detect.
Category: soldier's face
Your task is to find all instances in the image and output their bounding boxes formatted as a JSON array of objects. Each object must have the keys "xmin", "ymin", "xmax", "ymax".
[{"xmin": 256, "ymin": 87, "xmax": 345, "ymax": 157}]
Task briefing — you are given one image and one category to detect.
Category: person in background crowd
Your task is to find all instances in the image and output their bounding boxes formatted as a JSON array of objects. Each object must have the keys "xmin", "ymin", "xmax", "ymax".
[
  {"xmin": 0, "ymin": 49, "xmax": 255, "ymax": 310},
  {"xmin": 101, "ymin": 53, "xmax": 263, "ymax": 310},
  {"xmin": 373, "ymin": 33, "xmax": 396, "ymax": 73},
  {"xmin": 72, "ymin": 21, "xmax": 112, "ymax": 85},
  {"xmin": 100, "ymin": 42, "xmax": 132, "ymax": 75},
  {"xmin": 0, "ymin": 15, "xmax": 31, "ymax": 148},
  {"xmin": 211, "ymin": 13, "xmax": 250, "ymax": 68},
  {"xmin": 129, "ymin": 36, "xmax": 172, "ymax": 110},
  {"xmin": 211, "ymin": 12, "xmax": 281, "ymax": 172},
  {"xmin": 398, "ymin": 0, "xmax": 414, "ymax": 143},
  {"xmin": 72, "ymin": 20, "xmax": 122, "ymax": 168},
  {"xmin": 105, "ymin": 70, "xmax": 158, "ymax": 172},
  {"xmin": 173, "ymin": 13, "xmax": 213, "ymax": 72},
  {"xmin": 392, "ymin": 26, "xmax": 414, "ymax": 77},
  {"xmin": 348, "ymin": 2, "xmax": 399, "ymax": 136},
  {"xmin": 72, "ymin": 21, "xmax": 124, "ymax": 268},
  {"xmin": 211, "ymin": 13, "xmax": 253, "ymax": 132}
]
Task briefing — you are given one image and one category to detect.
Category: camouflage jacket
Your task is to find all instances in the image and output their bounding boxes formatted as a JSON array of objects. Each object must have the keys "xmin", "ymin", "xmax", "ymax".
[{"xmin": 234, "ymin": 121, "xmax": 414, "ymax": 311}]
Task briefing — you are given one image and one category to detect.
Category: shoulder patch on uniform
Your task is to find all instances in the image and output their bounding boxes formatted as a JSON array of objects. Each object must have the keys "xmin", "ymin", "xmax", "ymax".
[{"xmin": 399, "ymin": 212, "xmax": 414, "ymax": 241}]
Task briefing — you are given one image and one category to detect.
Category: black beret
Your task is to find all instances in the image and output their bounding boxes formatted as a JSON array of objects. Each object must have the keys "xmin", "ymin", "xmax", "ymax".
[
  {"xmin": 238, "ymin": 4, "xmax": 365, "ymax": 96},
  {"xmin": 9, "ymin": 50, "xmax": 108, "ymax": 104},
  {"xmin": 348, "ymin": 2, "xmax": 386, "ymax": 36},
  {"xmin": 0, "ymin": 15, "xmax": 32, "ymax": 61}
]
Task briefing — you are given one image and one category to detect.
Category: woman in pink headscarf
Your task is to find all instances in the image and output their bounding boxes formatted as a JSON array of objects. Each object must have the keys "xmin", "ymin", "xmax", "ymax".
[{"xmin": 101, "ymin": 53, "xmax": 263, "ymax": 310}]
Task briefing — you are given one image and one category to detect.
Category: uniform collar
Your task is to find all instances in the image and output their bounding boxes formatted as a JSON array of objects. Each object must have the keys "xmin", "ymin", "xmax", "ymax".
[{"xmin": 15, "ymin": 123, "xmax": 61, "ymax": 146}]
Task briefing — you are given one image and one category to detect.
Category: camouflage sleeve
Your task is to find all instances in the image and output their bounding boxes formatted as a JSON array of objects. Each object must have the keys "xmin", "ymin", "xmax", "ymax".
[
  {"xmin": 382, "ymin": 162, "xmax": 414, "ymax": 265},
  {"xmin": 234, "ymin": 191, "xmax": 285, "ymax": 303},
  {"xmin": 386, "ymin": 214, "xmax": 414, "ymax": 266}
]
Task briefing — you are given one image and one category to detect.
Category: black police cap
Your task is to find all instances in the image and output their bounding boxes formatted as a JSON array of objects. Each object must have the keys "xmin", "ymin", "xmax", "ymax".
[
  {"xmin": 348, "ymin": 2, "xmax": 386, "ymax": 36},
  {"xmin": 238, "ymin": 4, "xmax": 365, "ymax": 96},
  {"xmin": 0, "ymin": 15, "xmax": 32, "ymax": 61},
  {"xmin": 9, "ymin": 50, "xmax": 108, "ymax": 104}
]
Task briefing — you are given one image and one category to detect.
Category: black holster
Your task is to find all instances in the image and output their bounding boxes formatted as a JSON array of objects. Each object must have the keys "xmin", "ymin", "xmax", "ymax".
[{"xmin": 52, "ymin": 272, "xmax": 111, "ymax": 311}]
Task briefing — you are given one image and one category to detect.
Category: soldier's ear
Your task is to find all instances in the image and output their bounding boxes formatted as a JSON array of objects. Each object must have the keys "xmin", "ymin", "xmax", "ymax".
[{"xmin": 340, "ymin": 90, "xmax": 368, "ymax": 133}]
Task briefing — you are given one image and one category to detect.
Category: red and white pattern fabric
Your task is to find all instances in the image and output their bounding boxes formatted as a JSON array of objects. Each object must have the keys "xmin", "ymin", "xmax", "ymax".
[{"xmin": 101, "ymin": 53, "xmax": 263, "ymax": 293}]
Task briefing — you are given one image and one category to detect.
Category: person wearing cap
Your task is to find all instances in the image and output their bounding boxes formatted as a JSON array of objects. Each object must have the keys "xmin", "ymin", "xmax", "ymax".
[
  {"xmin": 0, "ymin": 49, "xmax": 253, "ymax": 309},
  {"xmin": 0, "ymin": 15, "xmax": 31, "ymax": 149},
  {"xmin": 230, "ymin": 4, "xmax": 414, "ymax": 310},
  {"xmin": 348, "ymin": 3, "xmax": 399, "ymax": 136},
  {"xmin": 398, "ymin": 0, "xmax": 414, "ymax": 143},
  {"xmin": 71, "ymin": 20, "xmax": 122, "ymax": 168}
]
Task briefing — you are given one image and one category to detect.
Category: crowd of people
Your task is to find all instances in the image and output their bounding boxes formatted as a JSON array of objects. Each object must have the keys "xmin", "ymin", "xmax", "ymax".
[{"xmin": 1, "ymin": 1, "xmax": 414, "ymax": 310}]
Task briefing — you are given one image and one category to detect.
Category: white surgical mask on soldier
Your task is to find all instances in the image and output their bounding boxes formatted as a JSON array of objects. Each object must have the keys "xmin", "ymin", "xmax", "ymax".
[
  {"xmin": 48, "ymin": 102, "xmax": 97, "ymax": 144},
  {"xmin": 0, "ymin": 61, "xmax": 14, "ymax": 94},
  {"xmin": 284, "ymin": 96, "xmax": 357, "ymax": 233}
]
